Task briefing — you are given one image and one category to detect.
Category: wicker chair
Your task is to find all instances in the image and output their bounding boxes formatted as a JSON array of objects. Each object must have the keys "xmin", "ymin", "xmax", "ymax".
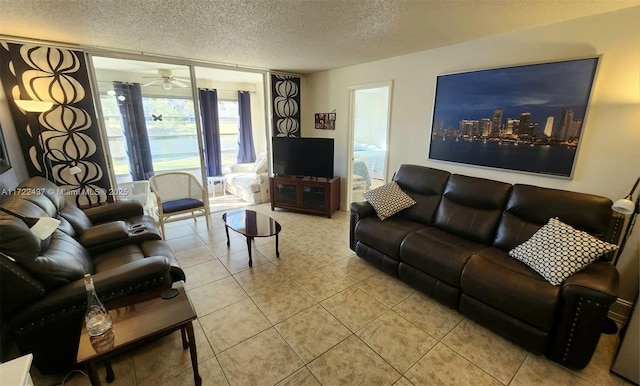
[{"xmin": 149, "ymin": 172, "xmax": 210, "ymax": 237}]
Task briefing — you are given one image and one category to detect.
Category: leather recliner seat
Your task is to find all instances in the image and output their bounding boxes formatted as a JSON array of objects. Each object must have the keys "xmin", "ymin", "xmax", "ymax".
[{"xmin": 0, "ymin": 177, "xmax": 185, "ymax": 374}]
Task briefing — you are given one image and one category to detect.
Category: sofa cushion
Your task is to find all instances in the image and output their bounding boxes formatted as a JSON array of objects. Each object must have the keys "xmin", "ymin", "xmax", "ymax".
[
  {"xmin": 400, "ymin": 227, "xmax": 487, "ymax": 287},
  {"xmin": 434, "ymin": 174, "xmax": 511, "ymax": 244},
  {"xmin": 355, "ymin": 216, "xmax": 426, "ymax": 260},
  {"xmin": 393, "ymin": 165, "xmax": 451, "ymax": 224},
  {"xmin": 493, "ymin": 184, "xmax": 616, "ymax": 254},
  {"xmin": 22, "ymin": 231, "xmax": 93, "ymax": 290},
  {"xmin": 461, "ymin": 248, "xmax": 560, "ymax": 331},
  {"xmin": 509, "ymin": 218, "xmax": 618, "ymax": 286},
  {"xmin": 252, "ymin": 152, "xmax": 268, "ymax": 173},
  {"xmin": 364, "ymin": 181, "xmax": 416, "ymax": 220},
  {"xmin": 162, "ymin": 198, "xmax": 204, "ymax": 213}
]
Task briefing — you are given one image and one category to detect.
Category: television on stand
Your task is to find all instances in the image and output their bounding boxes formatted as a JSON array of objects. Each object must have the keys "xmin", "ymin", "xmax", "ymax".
[{"xmin": 272, "ymin": 137, "xmax": 334, "ymax": 180}]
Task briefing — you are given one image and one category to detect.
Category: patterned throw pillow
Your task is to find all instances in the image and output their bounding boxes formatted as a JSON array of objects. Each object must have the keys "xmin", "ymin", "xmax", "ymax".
[
  {"xmin": 364, "ymin": 181, "xmax": 416, "ymax": 221},
  {"xmin": 509, "ymin": 218, "xmax": 618, "ymax": 286}
]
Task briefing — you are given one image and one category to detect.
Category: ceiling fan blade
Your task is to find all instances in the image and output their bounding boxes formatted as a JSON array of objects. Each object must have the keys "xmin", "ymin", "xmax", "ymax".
[
  {"xmin": 173, "ymin": 77, "xmax": 191, "ymax": 82},
  {"xmin": 172, "ymin": 80, "xmax": 189, "ymax": 88},
  {"xmin": 142, "ymin": 80, "xmax": 160, "ymax": 87}
]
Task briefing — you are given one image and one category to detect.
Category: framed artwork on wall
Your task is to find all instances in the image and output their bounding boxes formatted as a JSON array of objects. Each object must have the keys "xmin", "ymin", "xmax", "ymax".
[
  {"xmin": 428, "ymin": 57, "xmax": 599, "ymax": 178},
  {"xmin": 0, "ymin": 125, "xmax": 11, "ymax": 174}
]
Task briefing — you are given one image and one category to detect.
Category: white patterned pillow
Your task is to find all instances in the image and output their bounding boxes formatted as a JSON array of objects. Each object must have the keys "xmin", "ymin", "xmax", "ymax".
[
  {"xmin": 509, "ymin": 218, "xmax": 618, "ymax": 286},
  {"xmin": 364, "ymin": 181, "xmax": 416, "ymax": 221}
]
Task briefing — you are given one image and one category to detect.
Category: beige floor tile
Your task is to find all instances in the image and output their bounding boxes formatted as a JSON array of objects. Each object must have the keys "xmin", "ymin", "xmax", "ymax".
[
  {"xmin": 163, "ymin": 224, "xmax": 199, "ymax": 240},
  {"xmin": 63, "ymin": 352, "xmax": 135, "ymax": 386},
  {"xmin": 276, "ymin": 366, "xmax": 321, "ymax": 386},
  {"xmin": 187, "ymin": 276, "xmax": 247, "ymax": 317},
  {"xmin": 405, "ymin": 343, "xmax": 501, "ymax": 386},
  {"xmin": 571, "ymin": 332, "xmax": 627, "ymax": 386},
  {"xmin": 328, "ymin": 255, "xmax": 379, "ymax": 283},
  {"xmin": 216, "ymin": 328, "xmax": 303, "ymax": 386},
  {"xmin": 198, "ymin": 228, "xmax": 241, "ymax": 246},
  {"xmin": 321, "ymin": 287, "xmax": 389, "ymax": 332},
  {"xmin": 183, "ymin": 259, "xmax": 231, "ymax": 290},
  {"xmin": 356, "ymin": 272, "xmax": 416, "ymax": 307},
  {"xmin": 442, "ymin": 318, "xmax": 528, "ymax": 384},
  {"xmin": 295, "ymin": 266, "xmax": 357, "ymax": 301},
  {"xmin": 209, "ymin": 236, "xmax": 255, "ymax": 257},
  {"xmin": 233, "ymin": 263, "xmax": 289, "ymax": 296},
  {"xmin": 250, "ymin": 281, "xmax": 317, "ymax": 324},
  {"xmin": 216, "ymin": 248, "xmax": 271, "ymax": 274},
  {"xmin": 307, "ymin": 335, "xmax": 401, "ymax": 385},
  {"xmin": 393, "ymin": 376, "xmax": 415, "ymax": 386},
  {"xmin": 511, "ymin": 354, "xmax": 592, "ymax": 386},
  {"xmin": 393, "ymin": 292, "xmax": 463, "ymax": 339},
  {"xmin": 198, "ymin": 298, "xmax": 271, "ymax": 354},
  {"xmin": 174, "ymin": 245, "xmax": 217, "ymax": 268},
  {"xmin": 156, "ymin": 357, "xmax": 229, "ymax": 386},
  {"xmin": 275, "ymin": 304, "xmax": 351, "ymax": 364},
  {"xmin": 133, "ymin": 322, "xmax": 214, "ymax": 386},
  {"xmin": 272, "ymin": 253, "xmax": 326, "ymax": 279},
  {"xmin": 166, "ymin": 233, "xmax": 206, "ymax": 252},
  {"xmin": 356, "ymin": 310, "xmax": 437, "ymax": 373}
]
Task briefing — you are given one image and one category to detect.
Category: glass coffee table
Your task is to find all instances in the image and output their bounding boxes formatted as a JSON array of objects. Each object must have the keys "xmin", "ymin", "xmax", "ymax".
[{"xmin": 222, "ymin": 209, "xmax": 281, "ymax": 267}]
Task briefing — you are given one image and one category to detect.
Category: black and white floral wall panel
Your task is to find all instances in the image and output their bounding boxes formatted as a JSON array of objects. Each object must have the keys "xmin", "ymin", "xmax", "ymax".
[
  {"xmin": 271, "ymin": 74, "xmax": 301, "ymax": 137},
  {"xmin": 0, "ymin": 41, "xmax": 110, "ymax": 206}
]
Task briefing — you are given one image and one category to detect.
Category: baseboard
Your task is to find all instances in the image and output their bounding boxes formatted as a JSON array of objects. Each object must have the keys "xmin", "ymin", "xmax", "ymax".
[{"xmin": 609, "ymin": 297, "xmax": 634, "ymax": 324}]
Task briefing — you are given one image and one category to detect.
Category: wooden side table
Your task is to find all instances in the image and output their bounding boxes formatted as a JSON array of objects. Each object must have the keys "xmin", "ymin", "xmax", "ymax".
[{"xmin": 76, "ymin": 282, "xmax": 201, "ymax": 386}]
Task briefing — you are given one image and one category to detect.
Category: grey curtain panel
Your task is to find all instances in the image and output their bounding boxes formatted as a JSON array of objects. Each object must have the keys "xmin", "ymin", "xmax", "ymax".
[
  {"xmin": 199, "ymin": 88, "xmax": 222, "ymax": 177},
  {"xmin": 237, "ymin": 91, "xmax": 256, "ymax": 164},
  {"xmin": 113, "ymin": 81, "xmax": 154, "ymax": 181}
]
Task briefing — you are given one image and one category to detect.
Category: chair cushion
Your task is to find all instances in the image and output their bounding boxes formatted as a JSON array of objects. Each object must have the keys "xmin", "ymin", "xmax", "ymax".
[
  {"xmin": 162, "ymin": 198, "xmax": 204, "ymax": 213},
  {"xmin": 252, "ymin": 153, "xmax": 268, "ymax": 173},
  {"xmin": 509, "ymin": 217, "xmax": 618, "ymax": 285}
]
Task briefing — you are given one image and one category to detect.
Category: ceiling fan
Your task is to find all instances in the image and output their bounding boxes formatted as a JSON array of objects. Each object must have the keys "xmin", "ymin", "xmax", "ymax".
[{"xmin": 142, "ymin": 69, "xmax": 190, "ymax": 91}]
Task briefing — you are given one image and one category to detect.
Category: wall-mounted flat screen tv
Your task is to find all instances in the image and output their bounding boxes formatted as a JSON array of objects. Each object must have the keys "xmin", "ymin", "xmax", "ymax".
[{"xmin": 272, "ymin": 137, "xmax": 334, "ymax": 179}]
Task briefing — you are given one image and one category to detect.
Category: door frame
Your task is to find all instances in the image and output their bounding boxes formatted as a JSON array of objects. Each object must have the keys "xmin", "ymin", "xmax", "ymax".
[{"xmin": 347, "ymin": 80, "xmax": 393, "ymax": 203}]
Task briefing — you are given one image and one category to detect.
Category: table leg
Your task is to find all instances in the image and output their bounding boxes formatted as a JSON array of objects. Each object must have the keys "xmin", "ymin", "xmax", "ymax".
[
  {"xmin": 225, "ymin": 225, "xmax": 230, "ymax": 247},
  {"xmin": 185, "ymin": 321, "xmax": 202, "ymax": 386},
  {"xmin": 246, "ymin": 236, "xmax": 253, "ymax": 267},
  {"xmin": 181, "ymin": 326, "xmax": 188, "ymax": 349},
  {"xmin": 275, "ymin": 233, "xmax": 280, "ymax": 258},
  {"xmin": 105, "ymin": 360, "xmax": 115, "ymax": 383},
  {"xmin": 87, "ymin": 361, "xmax": 101, "ymax": 386}
]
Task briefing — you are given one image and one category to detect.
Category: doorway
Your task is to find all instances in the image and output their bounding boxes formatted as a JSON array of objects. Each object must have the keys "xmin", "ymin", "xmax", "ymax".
[{"xmin": 348, "ymin": 82, "xmax": 392, "ymax": 203}]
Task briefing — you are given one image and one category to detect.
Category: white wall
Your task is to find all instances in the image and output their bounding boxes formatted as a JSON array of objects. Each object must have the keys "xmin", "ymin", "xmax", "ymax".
[{"xmin": 305, "ymin": 7, "xmax": 640, "ymax": 317}]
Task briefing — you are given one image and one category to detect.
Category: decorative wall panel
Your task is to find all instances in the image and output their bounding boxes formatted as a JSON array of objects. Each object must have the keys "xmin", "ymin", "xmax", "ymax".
[
  {"xmin": 271, "ymin": 74, "xmax": 300, "ymax": 137},
  {"xmin": 0, "ymin": 41, "xmax": 110, "ymax": 206}
]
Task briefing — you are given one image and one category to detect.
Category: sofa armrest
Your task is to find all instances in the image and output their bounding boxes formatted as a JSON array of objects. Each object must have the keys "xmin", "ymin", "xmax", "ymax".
[
  {"xmin": 8, "ymin": 256, "xmax": 172, "ymax": 374},
  {"xmin": 546, "ymin": 261, "xmax": 619, "ymax": 369},
  {"xmin": 229, "ymin": 163, "xmax": 254, "ymax": 173},
  {"xmin": 83, "ymin": 200, "xmax": 144, "ymax": 224},
  {"xmin": 349, "ymin": 201, "xmax": 375, "ymax": 251},
  {"xmin": 11, "ymin": 256, "xmax": 172, "ymax": 328}
]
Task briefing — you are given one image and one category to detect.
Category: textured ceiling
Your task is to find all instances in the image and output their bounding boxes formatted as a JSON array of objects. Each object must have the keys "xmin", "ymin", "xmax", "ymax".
[{"xmin": 0, "ymin": 0, "xmax": 637, "ymax": 73}]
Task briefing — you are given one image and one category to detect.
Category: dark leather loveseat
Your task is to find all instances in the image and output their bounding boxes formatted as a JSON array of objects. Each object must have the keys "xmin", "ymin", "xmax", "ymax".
[
  {"xmin": 0, "ymin": 177, "xmax": 185, "ymax": 374},
  {"xmin": 350, "ymin": 164, "xmax": 622, "ymax": 369}
]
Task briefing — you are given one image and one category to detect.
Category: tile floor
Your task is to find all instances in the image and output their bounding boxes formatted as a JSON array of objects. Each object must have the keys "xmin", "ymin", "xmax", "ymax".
[{"xmin": 33, "ymin": 204, "xmax": 631, "ymax": 386}]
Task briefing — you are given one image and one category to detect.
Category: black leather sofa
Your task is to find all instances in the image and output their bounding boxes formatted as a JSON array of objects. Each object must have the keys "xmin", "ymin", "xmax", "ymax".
[
  {"xmin": 0, "ymin": 177, "xmax": 185, "ymax": 374},
  {"xmin": 350, "ymin": 164, "xmax": 622, "ymax": 369}
]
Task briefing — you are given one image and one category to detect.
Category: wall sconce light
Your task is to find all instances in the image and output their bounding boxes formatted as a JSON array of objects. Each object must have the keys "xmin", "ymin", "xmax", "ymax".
[
  {"xmin": 14, "ymin": 99, "xmax": 54, "ymax": 112},
  {"xmin": 69, "ymin": 164, "xmax": 82, "ymax": 175}
]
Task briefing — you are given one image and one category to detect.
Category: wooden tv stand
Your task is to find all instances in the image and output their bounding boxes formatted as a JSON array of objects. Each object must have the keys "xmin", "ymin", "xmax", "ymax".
[{"xmin": 270, "ymin": 175, "xmax": 340, "ymax": 218}]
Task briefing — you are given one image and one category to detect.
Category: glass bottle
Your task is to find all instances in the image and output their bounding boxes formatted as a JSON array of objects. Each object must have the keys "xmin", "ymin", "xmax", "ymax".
[{"xmin": 83, "ymin": 274, "xmax": 114, "ymax": 351}]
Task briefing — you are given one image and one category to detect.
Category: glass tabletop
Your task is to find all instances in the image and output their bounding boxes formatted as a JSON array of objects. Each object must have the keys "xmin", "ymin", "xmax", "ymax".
[{"xmin": 222, "ymin": 209, "xmax": 281, "ymax": 237}]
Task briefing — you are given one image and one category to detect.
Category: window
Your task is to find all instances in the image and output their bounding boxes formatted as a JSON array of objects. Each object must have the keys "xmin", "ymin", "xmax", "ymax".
[
  {"xmin": 99, "ymin": 94, "xmax": 199, "ymax": 180},
  {"xmin": 218, "ymin": 99, "xmax": 239, "ymax": 169}
]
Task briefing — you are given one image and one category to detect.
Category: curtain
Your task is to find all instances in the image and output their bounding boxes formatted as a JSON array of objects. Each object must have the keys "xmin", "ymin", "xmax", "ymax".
[
  {"xmin": 237, "ymin": 91, "xmax": 256, "ymax": 163},
  {"xmin": 199, "ymin": 89, "xmax": 222, "ymax": 177},
  {"xmin": 113, "ymin": 81, "xmax": 154, "ymax": 181}
]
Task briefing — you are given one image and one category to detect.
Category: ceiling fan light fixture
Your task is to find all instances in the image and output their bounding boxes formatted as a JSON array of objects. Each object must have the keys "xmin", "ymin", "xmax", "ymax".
[{"xmin": 162, "ymin": 80, "xmax": 172, "ymax": 91}]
